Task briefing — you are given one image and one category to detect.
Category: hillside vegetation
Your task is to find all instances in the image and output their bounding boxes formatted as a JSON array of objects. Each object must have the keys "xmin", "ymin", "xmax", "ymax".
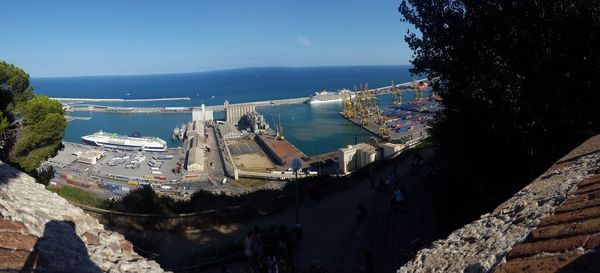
[
  {"xmin": 399, "ymin": 1, "xmax": 600, "ymax": 232},
  {"xmin": 0, "ymin": 61, "xmax": 66, "ymax": 173}
]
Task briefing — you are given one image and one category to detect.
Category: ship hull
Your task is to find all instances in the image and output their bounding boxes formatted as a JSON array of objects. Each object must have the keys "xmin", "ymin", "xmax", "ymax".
[
  {"xmin": 81, "ymin": 133, "xmax": 167, "ymax": 152},
  {"xmin": 307, "ymin": 98, "xmax": 343, "ymax": 104}
]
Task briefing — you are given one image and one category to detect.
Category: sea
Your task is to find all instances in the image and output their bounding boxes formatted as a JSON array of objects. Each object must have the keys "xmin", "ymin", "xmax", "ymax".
[{"xmin": 32, "ymin": 65, "xmax": 418, "ymax": 156}]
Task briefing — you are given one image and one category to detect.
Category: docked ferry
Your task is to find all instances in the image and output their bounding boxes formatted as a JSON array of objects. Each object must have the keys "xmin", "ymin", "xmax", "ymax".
[
  {"xmin": 81, "ymin": 131, "xmax": 167, "ymax": 152},
  {"xmin": 307, "ymin": 89, "xmax": 354, "ymax": 104}
]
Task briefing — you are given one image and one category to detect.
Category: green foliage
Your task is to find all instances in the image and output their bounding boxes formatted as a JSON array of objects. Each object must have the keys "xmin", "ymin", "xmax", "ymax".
[
  {"xmin": 0, "ymin": 61, "xmax": 66, "ymax": 173},
  {"xmin": 22, "ymin": 95, "xmax": 63, "ymax": 124},
  {"xmin": 399, "ymin": 1, "xmax": 600, "ymax": 231},
  {"xmin": 49, "ymin": 185, "xmax": 108, "ymax": 208},
  {"xmin": 0, "ymin": 61, "xmax": 29, "ymax": 93},
  {"xmin": 117, "ymin": 186, "xmax": 176, "ymax": 215},
  {"xmin": 0, "ymin": 112, "xmax": 8, "ymax": 136}
]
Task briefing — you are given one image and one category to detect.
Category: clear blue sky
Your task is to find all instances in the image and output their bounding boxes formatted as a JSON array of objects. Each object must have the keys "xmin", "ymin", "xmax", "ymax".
[{"xmin": 1, "ymin": 0, "xmax": 415, "ymax": 77}]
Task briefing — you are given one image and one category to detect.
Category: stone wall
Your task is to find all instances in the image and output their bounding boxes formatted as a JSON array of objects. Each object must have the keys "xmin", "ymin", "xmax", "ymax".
[
  {"xmin": 0, "ymin": 160, "xmax": 166, "ymax": 272},
  {"xmin": 397, "ymin": 135, "xmax": 600, "ymax": 273}
]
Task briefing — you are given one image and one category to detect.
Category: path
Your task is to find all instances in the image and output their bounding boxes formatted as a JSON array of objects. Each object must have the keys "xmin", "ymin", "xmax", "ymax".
[{"xmin": 200, "ymin": 147, "xmax": 441, "ymax": 273}]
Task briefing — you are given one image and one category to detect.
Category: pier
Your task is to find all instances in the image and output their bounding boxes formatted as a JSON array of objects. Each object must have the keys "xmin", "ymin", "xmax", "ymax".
[
  {"xmin": 60, "ymin": 79, "xmax": 428, "ymax": 114},
  {"xmin": 53, "ymin": 97, "xmax": 191, "ymax": 102}
]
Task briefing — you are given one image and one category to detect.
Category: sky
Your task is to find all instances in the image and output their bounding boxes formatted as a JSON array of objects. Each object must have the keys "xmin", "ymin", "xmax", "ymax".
[{"xmin": 1, "ymin": 0, "xmax": 416, "ymax": 77}]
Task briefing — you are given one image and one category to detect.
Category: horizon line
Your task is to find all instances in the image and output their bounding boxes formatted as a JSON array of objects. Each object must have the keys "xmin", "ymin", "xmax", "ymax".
[{"xmin": 31, "ymin": 64, "xmax": 412, "ymax": 79}]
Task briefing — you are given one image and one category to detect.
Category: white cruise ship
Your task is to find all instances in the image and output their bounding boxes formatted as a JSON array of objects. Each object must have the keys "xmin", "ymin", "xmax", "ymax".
[
  {"xmin": 307, "ymin": 89, "xmax": 354, "ymax": 104},
  {"xmin": 82, "ymin": 131, "xmax": 167, "ymax": 152}
]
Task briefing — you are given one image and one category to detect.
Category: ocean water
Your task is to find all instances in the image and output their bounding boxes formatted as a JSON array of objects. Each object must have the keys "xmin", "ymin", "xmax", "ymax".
[{"xmin": 32, "ymin": 66, "xmax": 417, "ymax": 155}]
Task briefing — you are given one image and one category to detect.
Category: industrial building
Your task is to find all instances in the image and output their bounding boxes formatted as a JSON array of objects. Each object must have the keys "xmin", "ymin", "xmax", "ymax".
[
  {"xmin": 224, "ymin": 100, "xmax": 256, "ymax": 124},
  {"xmin": 217, "ymin": 123, "xmax": 244, "ymax": 140},
  {"xmin": 192, "ymin": 104, "xmax": 214, "ymax": 122},
  {"xmin": 186, "ymin": 146, "xmax": 205, "ymax": 172},
  {"xmin": 240, "ymin": 111, "xmax": 270, "ymax": 133},
  {"xmin": 186, "ymin": 120, "xmax": 205, "ymax": 140}
]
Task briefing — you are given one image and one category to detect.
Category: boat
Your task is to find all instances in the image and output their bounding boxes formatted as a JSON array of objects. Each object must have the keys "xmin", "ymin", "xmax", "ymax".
[
  {"xmin": 82, "ymin": 131, "xmax": 167, "ymax": 152},
  {"xmin": 307, "ymin": 89, "xmax": 354, "ymax": 104}
]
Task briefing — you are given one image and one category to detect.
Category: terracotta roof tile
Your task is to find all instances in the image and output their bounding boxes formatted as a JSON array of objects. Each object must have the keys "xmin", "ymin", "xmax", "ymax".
[
  {"xmin": 0, "ymin": 249, "xmax": 31, "ymax": 270},
  {"xmin": 549, "ymin": 251, "xmax": 600, "ymax": 273},
  {"xmin": 0, "ymin": 233, "xmax": 37, "ymax": 251},
  {"xmin": 539, "ymin": 206, "xmax": 600, "ymax": 226},
  {"xmin": 0, "ymin": 220, "xmax": 27, "ymax": 234},
  {"xmin": 574, "ymin": 182, "xmax": 600, "ymax": 195},
  {"xmin": 584, "ymin": 234, "xmax": 600, "ymax": 250},
  {"xmin": 506, "ymin": 235, "xmax": 590, "ymax": 259},
  {"xmin": 531, "ymin": 217, "xmax": 600, "ymax": 240},
  {"xmin": 555, "ymin": 198, "xmax": 600, "ymax": 213},
  {"xmin": 576, "ymin": 174, "xmax": 600, "ymax": 188},
  {"xmin": 494, "ymin": 253, "xmax": 581, "ymax": 273}
]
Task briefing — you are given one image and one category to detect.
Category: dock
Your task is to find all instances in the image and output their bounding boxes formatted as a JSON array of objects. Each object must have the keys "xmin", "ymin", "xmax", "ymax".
[
  {"xmin": 65, "ymin": 116, "xmax": 92, "ymax": 122},
  {"xmin": 60, "ymin": 79, "xmax": 428, "ymax": 114}
]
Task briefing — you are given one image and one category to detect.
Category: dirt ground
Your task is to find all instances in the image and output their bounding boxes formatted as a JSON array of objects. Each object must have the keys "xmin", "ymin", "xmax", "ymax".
[{"xmin": 232, "ymin": 153, "xmax": 274, "ymax": 171}]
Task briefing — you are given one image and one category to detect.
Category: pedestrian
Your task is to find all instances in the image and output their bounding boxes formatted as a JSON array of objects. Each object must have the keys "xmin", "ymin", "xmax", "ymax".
[
  {"xmin": 253, "ymin": 225, "xmax": 264, "ymax": 258},
  {"xmin": 390, "ymin": 185, "xmax": 405, "ymax": 210},
  {"xmin": 356, "ymin": 204, "xmax": 368, "ymax": 222},
  {"xmin": 244, "ymin": 231, "xmax": 254, "ymax": 260},
  {"xmin": 268, "ymin": 255, "xmax": 280, "ymax": 273},
  {"xmin": 359, "ymin": 252, "xmax": 375, "ymax": 273}
]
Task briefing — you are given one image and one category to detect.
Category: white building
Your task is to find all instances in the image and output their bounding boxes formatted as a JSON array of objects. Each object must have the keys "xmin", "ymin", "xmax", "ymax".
[
  {"xmin": 192, "ymin": 104, "xmax": 214, "ymax": 122},
  {"xmin": 77, "ymin": 150, "xmax": 105, "ymax": 165},
  {"xmin": 224, "ymin": 100, "xmax": 256, "ymax": 124},
  {"xmin": 381, "ymin": 142, "xmax": 405, "ymax": 158},
  {"xmin": 338, "ymin": 143, "xmax": 380, "ymax": 174}
]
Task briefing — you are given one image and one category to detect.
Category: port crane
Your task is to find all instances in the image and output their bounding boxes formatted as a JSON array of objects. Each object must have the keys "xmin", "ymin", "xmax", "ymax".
[{"xmin": 391, "ymin": 80, "xmax": 403, "ymax": 105}]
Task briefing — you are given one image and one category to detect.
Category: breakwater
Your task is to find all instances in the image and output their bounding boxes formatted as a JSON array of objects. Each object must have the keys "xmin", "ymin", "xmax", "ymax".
[
  {"xmin": 60, "ymin": 79, "xmax": 426, "ymax": 114},
  {"xmin": 53, "ymin": 97, "xmax": 191, "ymax": 102}
]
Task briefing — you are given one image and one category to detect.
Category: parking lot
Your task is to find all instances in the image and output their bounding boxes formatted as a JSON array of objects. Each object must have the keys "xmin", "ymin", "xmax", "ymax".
[{"xmin": 48, "ymin": 142, "xmax": 183, "ymax": 185}]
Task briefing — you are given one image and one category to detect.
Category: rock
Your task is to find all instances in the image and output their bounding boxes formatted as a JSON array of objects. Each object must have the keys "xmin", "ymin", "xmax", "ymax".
[
  {"xmin": 0, "ymin": 161, "xmax": 167, "ymax": 272},
  {"xmin": 397, "ymin": 150, "xmax": 600, "ymax": 273},
  {"xmin": 82, "ymin": 232, "xmax": 101, "ymax": 246}
]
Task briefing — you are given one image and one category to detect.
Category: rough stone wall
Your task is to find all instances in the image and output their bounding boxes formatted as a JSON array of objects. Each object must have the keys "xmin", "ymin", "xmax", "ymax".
[
  {"xmin": 397, "ymin": 136, "xmax": 600, "ymax": 273},
  {"xmin": 0, "ymin": 160, "xmax": 166, "ymax": 272}
]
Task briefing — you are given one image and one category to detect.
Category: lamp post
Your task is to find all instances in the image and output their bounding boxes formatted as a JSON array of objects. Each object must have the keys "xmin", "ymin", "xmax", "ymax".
[{"xmin": 292, "ymin": 158, "xmax": 302, "ymax": 225}]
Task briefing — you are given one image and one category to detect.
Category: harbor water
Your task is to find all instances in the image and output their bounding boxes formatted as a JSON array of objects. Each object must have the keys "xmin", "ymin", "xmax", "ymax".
[{"xmin": 33, "ymin": 66, "xmax": 419, "ymax": 156}]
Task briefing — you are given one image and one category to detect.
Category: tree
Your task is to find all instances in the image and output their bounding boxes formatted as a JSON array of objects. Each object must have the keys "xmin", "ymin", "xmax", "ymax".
[
  {"xmin": 0, "ymin": 61, "xmax": 66, "ymax": 174},
  {"xmin": 399, "ymin": 1, "xmax": 600, "ymax": 231},
  {"xmin": 0, "ymin": 112, "xmax": 8, "ymax": 136},
  {"xmin": 22, "ymin": 95, "xmax": 63, "ymax": 124}
]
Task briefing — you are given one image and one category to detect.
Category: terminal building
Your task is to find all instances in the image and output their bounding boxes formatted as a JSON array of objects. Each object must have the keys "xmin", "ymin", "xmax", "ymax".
[{"xmin": 76, "ymin": 150, "xmax": 105, "ymax": 165}]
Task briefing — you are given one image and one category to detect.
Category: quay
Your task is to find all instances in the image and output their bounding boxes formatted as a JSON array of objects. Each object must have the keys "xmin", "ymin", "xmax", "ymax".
[
  {"xmin": 59, "ymin": 79, "xmax": 428, "ymax": 114},
  {"xmin": 65, "ymin": 115, "xmax": 92, "ymax": 122},
  {"xmin": 53, "ymin": 97, "xmax": 191, "ymax": 102}
]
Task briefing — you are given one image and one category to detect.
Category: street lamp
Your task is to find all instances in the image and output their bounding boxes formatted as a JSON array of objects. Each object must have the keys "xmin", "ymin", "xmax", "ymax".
[{"xmin": 291, "ymin": 158, "xmax": 302, "ymax": 225}]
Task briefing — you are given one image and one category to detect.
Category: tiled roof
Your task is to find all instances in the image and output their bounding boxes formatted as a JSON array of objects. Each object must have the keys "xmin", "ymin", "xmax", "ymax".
[{"xmin": 494, "ymin": 172, "xmax": 600, "ymax": 273}]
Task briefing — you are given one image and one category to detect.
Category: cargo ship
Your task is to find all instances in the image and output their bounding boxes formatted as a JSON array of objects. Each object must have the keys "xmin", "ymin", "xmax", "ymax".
[
  {"xmin": 81, "ymin": 131, "xmax": 167, "ymax": 152},
  {"xmin": 307, "ymin": 89, "xmax": 354, "ymax": 104}
]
